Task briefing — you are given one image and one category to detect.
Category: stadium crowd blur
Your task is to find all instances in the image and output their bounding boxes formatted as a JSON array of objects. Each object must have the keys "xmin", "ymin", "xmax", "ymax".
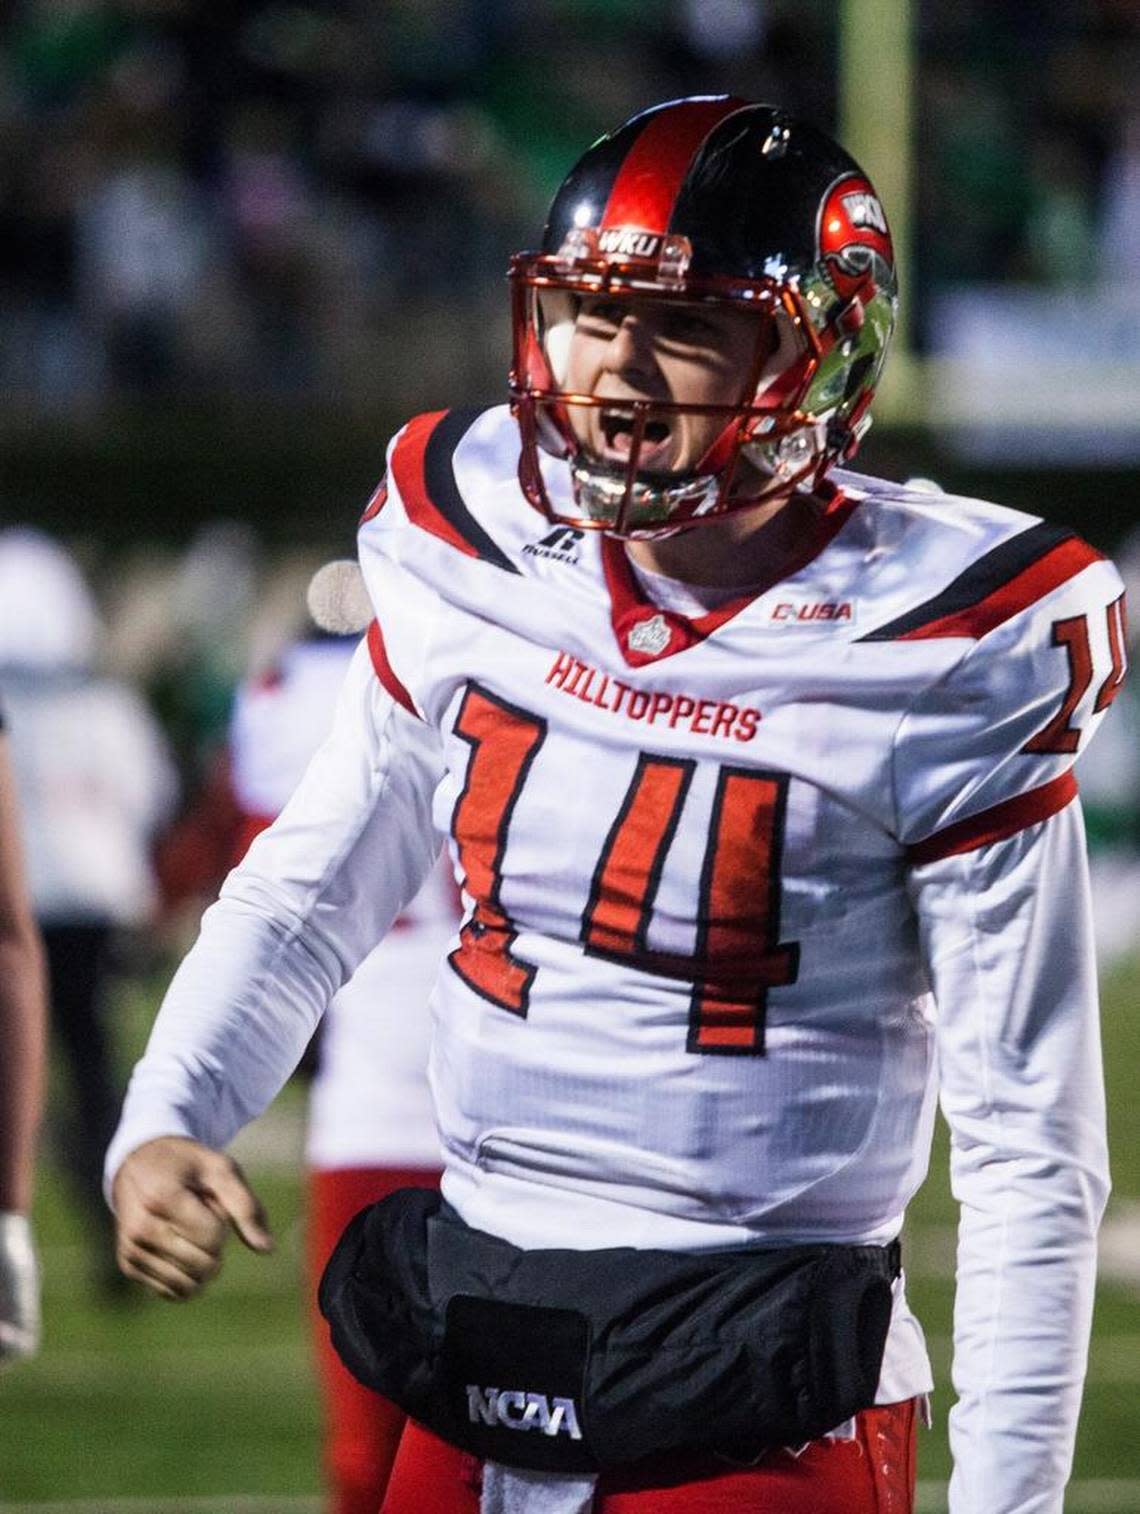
[
  {"xmin": 1, "ymin": 0, "xmax": 1138, "ymax": 415},
  {"xmin": 0, "ymin": 0, "xmax": 1138, "ymax": 1265}
]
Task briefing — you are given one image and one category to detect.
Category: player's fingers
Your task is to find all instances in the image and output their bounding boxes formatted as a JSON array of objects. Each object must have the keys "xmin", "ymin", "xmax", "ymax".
[
  {"xmin": 194, "ymin": 1156, "xmax": 274, "ymax": 1254},
  {"xmin": 160, "ymin": 1187, "xmax": 231, "ymax": 1253},
  {"xmin": 113, "ymin": 1154, "xmax": 208, "ymax": 1235},
  {"xmin": 135, "ymin": 1227, "xmax": 222, "ymax": 1285},
  {"xmin": 116, "ymin": 1246, "xmax": 196, "ymax": 1302},
  {"xmin": 117, "ymin": 1186, "xmax": 225, "ymax": 1265}
]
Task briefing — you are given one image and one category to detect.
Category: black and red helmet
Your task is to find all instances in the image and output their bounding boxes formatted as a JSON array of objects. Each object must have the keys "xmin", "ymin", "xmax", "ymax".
[{"xmin": 508, "ymin": 96, "xmax": 897, "ymax": 537}]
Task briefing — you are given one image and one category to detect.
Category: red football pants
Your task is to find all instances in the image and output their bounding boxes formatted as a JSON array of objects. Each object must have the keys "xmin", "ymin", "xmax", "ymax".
[
  {"xmin": 380, "ymin": 1399, "xmax": 917, "ymax": 1514},
  {"xmin": 308, "ymin": 1166, "xmax": 442, "ymax": 1514}
]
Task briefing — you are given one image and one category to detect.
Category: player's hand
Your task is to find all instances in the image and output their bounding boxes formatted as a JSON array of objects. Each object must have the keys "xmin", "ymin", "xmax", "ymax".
[
  {"xmin": 112, "ymin": 1136, "xmax": 274, "ymax": 1302},
  {"xmin": 0, "ymin": 1212, "xmax": 41, "ymax": 1365}
]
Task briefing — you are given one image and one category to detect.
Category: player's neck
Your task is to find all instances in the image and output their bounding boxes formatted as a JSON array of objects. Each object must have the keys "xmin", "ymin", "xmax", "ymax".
[{"xmin": 626, "ymin": 489, "xmax": 824, "ymax": 589}]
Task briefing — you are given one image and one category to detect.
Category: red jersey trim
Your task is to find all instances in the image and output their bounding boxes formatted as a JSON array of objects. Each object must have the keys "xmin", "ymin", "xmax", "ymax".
[
  {"xmin": 602, "ymin": 489, "xmax": 860, "ymax": 667},
  {"xmin": 390, "ymin": 410, "xmax": 459, "ymax": 546},
  {"xmin": 367, "ymin": 618, "xmax": 420, "ymax": 719},
  {"xmin": 601, "ymin": 98, "xmax": 746, "ymax": 235},
  {"xmin": 896, "ymin": 538, "xmax": 1101, "ymax": 641},
  {"xmin": 860, "ymin": 523, "xmax": 1102, "ymax": 643},
  {"xmin": 388, "ymin": 408, "xmax": 520, "ymax": 574},
  {"xmin": 906, "ymin": 770, "xmax": 1078, "ymax": 865},
  {"xmin": 358, "ymin": 474, "xmax": 388, "ymax": 524}
]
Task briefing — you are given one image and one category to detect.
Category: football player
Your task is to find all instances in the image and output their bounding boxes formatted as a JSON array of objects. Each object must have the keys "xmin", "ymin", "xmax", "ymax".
[
  {"xmin": 0, "ymin": 720, "xmax": 47, "ymax": 1366},
  {"xmin": 106, "ymin": 99, "xmax": 1126, "ymax": 1514}
]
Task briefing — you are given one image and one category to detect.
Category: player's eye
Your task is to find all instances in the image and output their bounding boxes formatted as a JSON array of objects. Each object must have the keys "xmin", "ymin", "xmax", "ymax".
[
  {"xmin": 579, "ymin": 299, "xmax": 627, "ymax": 330},
  {"xmin": 660, "ymin": 308, "xmax": 718, "ymax": 344}
]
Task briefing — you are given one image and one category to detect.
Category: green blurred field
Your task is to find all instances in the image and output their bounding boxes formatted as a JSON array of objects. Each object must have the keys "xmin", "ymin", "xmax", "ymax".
[{"xmin": 1, "ymin": 958, "xmax": 1137, "ymax": 1511}]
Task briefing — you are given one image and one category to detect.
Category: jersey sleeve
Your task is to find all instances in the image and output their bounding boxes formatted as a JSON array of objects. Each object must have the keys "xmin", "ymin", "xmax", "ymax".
[
  {"xmin": 355, "ymin": 422, "xmax": 448, "ymax": 724},
  {"xmin": 356, "ymin": 407, "xmax": 517, "ymax": 725},
  {"xmin": 892, "ymin": 554, "xmax": 1127, "ymax": 858},
  {"xmin": 104, "ymin": 638, "xmax": 446, "ymax": 1194},
  {"xmin": 899, "ymin": 553, "xmax": 1124, "ymax": 1509},
  {"xmin": 908, "ymin": 800, "xmax": 1108, "ymax": 1510}
]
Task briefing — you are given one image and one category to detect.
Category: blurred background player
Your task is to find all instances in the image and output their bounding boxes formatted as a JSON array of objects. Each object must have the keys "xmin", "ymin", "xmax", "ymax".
[
  {"xmin": 227, "ymin": 607, "xmax": 457, "ymax": 1514},
  {"xmin": 0, "ymin": 528, "xmax": 177, "ymax": 1291},
  {"xmin": 0, "ymin": 709, "xmax": 48, "ymax": 1365}
]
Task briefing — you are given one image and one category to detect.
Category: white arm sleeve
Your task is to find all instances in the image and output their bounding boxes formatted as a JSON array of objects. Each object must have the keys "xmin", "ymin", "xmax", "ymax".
[
  {"xmin": 104, "ymin": 639, "xmax": 445, "ymax": 1196},
  {"xmin": 908, "ymin": 801, "xmax": 1109, "ymax": 1514}
]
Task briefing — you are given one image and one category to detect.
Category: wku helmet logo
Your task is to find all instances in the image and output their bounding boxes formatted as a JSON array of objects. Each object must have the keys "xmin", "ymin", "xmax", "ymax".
[
  {"xmin": 818, "ymin": 174, "xmax": 894, "ymax": 301},
  {"xmin": 598, "ymin": 227, "xmax": 663, "ymax": 260}
]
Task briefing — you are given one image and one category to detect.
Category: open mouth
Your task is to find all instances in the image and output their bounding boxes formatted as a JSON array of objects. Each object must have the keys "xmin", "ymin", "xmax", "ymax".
[{"xmin": 599, "ymin": 409, "xmax": 673, "ymax": 469}]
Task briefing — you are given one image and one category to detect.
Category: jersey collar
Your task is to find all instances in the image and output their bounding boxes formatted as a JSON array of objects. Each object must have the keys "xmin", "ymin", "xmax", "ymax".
[{"xmin": 601, "ymin": 486, "xmax": 858, "ymax": 667}]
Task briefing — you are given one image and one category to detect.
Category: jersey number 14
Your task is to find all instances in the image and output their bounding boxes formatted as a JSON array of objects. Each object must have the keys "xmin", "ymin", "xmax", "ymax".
[
  {"xmin": 1022, "ymin": 595, "xmax": 1128, "ymax": 755},
  {"xmin": 447, "ymin": 684, "xmax": 800, "ymax": 1056}
]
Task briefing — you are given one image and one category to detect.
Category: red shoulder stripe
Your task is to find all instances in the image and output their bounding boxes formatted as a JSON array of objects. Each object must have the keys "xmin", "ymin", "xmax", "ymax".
[
  {"xmin": 367, "ymin": 619, "xmax": 419, "ymax": 719},
  {"xmin": 389, "ymin": 411, "xmax": 475, "ymax": 559},
  {"xmin": 860, "ymin": 523, "xmax": 1103, "ymax": 644},
  {"xmin": 896, "ymin": 537, "xmax": 1102, "ymax": 641},
  {"xmin": 387, "ymin": 408, "xmax": 520, "ymax": 573},
  {"xmin": 601, "ymin": 99, "xmax": 745, "ymax": 235},
  {"xmin": 906, "ymin": 770, "xmax": 1077, "ymax": 865}
]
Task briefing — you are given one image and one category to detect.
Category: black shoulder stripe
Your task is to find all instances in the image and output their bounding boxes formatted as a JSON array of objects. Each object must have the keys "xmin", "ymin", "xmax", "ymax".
[
  {"xmin": 857, "ymin": 521, "xmax": 1075, "ymax": 642},
  {"xmin": 424, "ymin": 406, "xmax": 521, "ymax": 575}
]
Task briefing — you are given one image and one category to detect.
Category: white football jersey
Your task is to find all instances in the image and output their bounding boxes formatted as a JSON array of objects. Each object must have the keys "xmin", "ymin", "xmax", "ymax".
[
  {"xmin": 357, "ymin": 404, "xmax": 1120, "ymax": 1227},
  {"xmin": 109, "ymin": 404, "xmax": 1124, "ymax": 1512}
]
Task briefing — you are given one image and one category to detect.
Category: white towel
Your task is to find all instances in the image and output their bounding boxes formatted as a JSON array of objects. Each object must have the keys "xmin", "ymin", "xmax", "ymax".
[{"xmin": 479, "ymin": 1462, "xmax": 597, "ymax": 1514}]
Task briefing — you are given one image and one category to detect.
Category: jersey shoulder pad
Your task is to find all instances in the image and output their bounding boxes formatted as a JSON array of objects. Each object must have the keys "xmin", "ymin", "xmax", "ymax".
[
  {"xmin": 865, "ymin": 527, "xmax": 1104, "ymax": 644},
  {"xmin": 833, "ymin": 476, "xmax": 1104, "ymax": 645},
  {"xmin": 376, "ymin": 404, "xmax": 522, "ymax": 575},
  {"xmin": 893, "ymin": 544, "xmax": 1127, "ymax": 857},
  {"xmin": 356, "ymin": 405, "xmax": 525, "ymax": 719}
]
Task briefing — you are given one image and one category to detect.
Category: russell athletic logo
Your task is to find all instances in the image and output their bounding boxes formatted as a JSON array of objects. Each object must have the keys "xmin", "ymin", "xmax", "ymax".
[
  {"xmin": 522, "ymin": 526, "xmax": 585, "ymax": 564},
  {"xmin": 466, "ymin": 1385, "xmax": 584, "ymax": 1440}
]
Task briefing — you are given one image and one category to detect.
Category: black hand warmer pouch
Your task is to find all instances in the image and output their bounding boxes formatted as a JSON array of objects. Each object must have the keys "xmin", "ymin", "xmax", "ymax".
[{"xmin": 318, "ymin": 1188, "xmax": 897, "ymax": 1475}]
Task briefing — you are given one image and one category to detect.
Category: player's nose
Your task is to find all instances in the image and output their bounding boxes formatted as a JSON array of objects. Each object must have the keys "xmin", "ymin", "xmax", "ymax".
[{"xmin": 600, "ymin": 313, "xmax": 658, "ymax": 382}]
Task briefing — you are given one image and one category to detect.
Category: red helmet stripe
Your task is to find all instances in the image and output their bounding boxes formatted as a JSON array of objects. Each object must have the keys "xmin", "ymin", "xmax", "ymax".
[{"xmin": 599, "ymin": 98, "xmax": 745, "ymax": 236}]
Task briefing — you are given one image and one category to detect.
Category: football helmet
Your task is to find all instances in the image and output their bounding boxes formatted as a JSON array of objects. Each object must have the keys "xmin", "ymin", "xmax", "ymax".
[{"xmin": 508, "ymin": 97, "xmax": 897, "ymax": 537}]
